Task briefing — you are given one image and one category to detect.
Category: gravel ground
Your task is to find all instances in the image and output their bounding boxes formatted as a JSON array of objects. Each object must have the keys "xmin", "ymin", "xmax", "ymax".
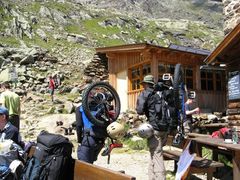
[
  {"xmin": 95, "ymin": 151, "xmax": 150, "ymax": 179},
  {"xmin": 95, "ymin": 147, "xmax": 208, "ymax": 180}
]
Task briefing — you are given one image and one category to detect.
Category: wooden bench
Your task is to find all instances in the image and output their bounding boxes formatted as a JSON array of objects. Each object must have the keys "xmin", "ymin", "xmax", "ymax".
[
  {"xmin": 74, "ymin": 159, "xmax": 135, "ymax": 180},
  {"xmin": 163, "ymin": 150, "xmax": 224, "ymax": 180}
]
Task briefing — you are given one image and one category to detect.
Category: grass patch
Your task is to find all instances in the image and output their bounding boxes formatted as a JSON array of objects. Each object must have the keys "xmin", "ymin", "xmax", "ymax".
[
  {"xmin": 96, "ymin": 38, "xmax": 125, "ymax": 47},
  {"xmin": 19, "ymin": 2, "xmax": 41, "ymax": 13},
  {"xmin": 202, "ymin": 147, "xmax": 233, "ymax": 168},
  {"xmin": 64, "ymin": 24, "xmax": 82, "ymax": 34},
  {"xmin": 57, "ymin": 93, "xmax": 80, "ymax": 102},
  {"xmin": 46, "ymin": 1, "xmax": 75, "ymax": 14},
  {"xmin": 218, "ymin": 154, "xmax": 233, "ymax": 168},
  {"xmin": 22, "ymin": 34, "xmax": 83, "ymax": 51},
  {"xmin": 202, "ymin": 147, "xmax": 212, "ymax": 159},
  {"xmin": 122, "ymin": 138, "xmax": 148, "ymax": 150},
  {"xmin": 0, "ymin": 36, "xmax": 20, "ymax": 47},
  {"xmin": 166, "ymin": 171, "xmax": 175, "ymax": 180},
  {"xmin": 82, "ymin": 18, "xmax": 121, "ymax": 39}
]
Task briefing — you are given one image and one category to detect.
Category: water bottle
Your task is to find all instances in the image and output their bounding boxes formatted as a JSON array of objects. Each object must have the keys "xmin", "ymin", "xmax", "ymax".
[{"xmin": 232, "ymin": 128, "xmax": 239, "ymax": 144}]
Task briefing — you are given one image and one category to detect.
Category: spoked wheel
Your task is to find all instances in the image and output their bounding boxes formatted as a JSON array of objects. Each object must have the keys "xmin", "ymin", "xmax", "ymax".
[
  {"xmin": 82, "ymin": 82, "xmax": 121, "ymax": 127},
  {"xmin": 172, "ymin": 64, "xmax": 185, "ymax": 146}
]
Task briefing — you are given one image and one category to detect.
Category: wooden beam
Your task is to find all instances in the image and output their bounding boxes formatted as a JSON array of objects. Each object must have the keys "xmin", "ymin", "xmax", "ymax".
[
  {"xmin": 74, "ymin": 160, "xmax": 136, "ymax": 180},
  {"xmin": 151, "ymin": 52, "xmax": 158, "ymax": 82}
]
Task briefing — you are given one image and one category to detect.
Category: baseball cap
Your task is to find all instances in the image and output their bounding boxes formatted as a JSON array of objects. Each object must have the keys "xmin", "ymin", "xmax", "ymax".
[
  {"xmin": 141, "ymin": 75, "xmax": 155, "ymax": 85},
  {"xmin": 0, "ymin": 106, "xmax": 9, "ymax": 116}
]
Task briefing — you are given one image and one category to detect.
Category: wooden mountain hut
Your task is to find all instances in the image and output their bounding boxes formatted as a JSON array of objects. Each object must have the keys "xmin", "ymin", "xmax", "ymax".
[
  {"xmin": 96, "ymin": 43, "xmax": 226, "ymax": 112},
  {"xmin": 205, "ymin": 23, "xmax": 240, "ymax": 127}
]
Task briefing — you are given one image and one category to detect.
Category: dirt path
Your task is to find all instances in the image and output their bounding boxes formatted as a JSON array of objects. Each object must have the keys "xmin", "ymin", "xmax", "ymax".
[{"xmin": 95, "ymin": 150, "xmax": 177, "ymax": 180}]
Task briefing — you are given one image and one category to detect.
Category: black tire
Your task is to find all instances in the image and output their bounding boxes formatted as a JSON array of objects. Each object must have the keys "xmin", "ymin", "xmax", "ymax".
[
  {"xmin": 82, "ymin": 82, "xmax": 121, "ymax": 127},
  {"xmin": 173, "ymin": 64, "xmax": 184, "ymax": 110}
]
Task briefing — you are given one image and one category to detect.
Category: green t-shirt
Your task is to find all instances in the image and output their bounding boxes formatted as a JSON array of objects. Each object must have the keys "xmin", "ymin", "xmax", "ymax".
[{"xmin": 0, "ymin": 90, "xmax": 20, "ymax": 116}]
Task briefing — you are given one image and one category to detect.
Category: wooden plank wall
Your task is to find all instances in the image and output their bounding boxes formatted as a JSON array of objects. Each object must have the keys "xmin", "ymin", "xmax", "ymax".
[
  {"xmin": 197, "ymin": 90, "xmax": 227, "ymax": 112},
  {"xmin": 108, "ymin": 52, "xmax": 143, "ymax": 74},
  {"xmin": 107, "ymin": 49, "xmax": 226, "ymax": 112}
]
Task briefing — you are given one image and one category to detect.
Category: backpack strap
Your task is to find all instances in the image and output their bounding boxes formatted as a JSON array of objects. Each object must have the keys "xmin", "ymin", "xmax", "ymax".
[{"xmin": 76, "ymin": 106, "xmax": 83, "ymax": 143}]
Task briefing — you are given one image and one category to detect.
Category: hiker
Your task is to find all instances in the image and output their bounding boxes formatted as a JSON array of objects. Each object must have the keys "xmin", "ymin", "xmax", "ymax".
[
  {"xmin": 136, "ymin": 75, "xmax": 168, "ymax": 180},
  {"xmin": 0, "ymin": 106, "xmax": 21, "ymax": 145},
  {"xmin": 53, "ymin": 73, "xmax": 61, "ymax": 89},
  {"xmin": 0, "ymin": 82, "xmax": 21, "ymax": 130},
  {"xmin": 76, "ymin": 93, "xmax": 124, "ymax": 164},
  {"xmin": 75, "ymin": 97, "xmax": 108, "ymax": 164},
  {"xmin": 48, "ymin": 75, "xmax": 55, "ymax": 102},
  {"xmin": 184, "ymin": 94, "xmax": 200, "ymax": 134}
]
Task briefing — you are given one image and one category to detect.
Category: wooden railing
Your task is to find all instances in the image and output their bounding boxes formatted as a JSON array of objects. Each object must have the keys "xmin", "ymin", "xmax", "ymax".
[{"xmin": 128, "ymin": 90, "xmax": 142, "ymax": 110}]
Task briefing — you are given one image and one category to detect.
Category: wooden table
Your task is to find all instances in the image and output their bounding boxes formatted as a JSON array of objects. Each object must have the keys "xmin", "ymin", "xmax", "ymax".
[{"xmin": 191, "ymin": 137, "xmax": 240, "ymax": 180}]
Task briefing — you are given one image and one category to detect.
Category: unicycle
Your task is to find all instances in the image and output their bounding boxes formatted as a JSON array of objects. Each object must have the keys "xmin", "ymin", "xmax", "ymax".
[{"xmin": 82, "ymin": 81, "xmax": 121, "ymax": 127}]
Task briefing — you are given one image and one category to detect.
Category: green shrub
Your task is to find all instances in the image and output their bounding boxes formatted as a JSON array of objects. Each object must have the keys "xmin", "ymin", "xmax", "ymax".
[
  {"xmin": 202, "ymin": 147, "xmax": 212, "ymax": 159},
  {"xmin": 123, "ymin": 138, "xmax": 148, "ymax": 150},
  {"xmin": 218, "ymin": 154, "xmax": 233, "ymax": 168}
]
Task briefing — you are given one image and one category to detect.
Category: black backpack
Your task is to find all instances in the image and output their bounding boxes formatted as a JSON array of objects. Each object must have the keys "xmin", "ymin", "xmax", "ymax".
[
  {"xmin": 21, "ymin": 131, "xmax": 74, "ymax": 180},
  {"xmin": 150, "ymin": 89, "xmax": 178, "ymax": 132}
]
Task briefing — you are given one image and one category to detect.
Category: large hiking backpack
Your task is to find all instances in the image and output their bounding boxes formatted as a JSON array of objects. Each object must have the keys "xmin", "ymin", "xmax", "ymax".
[
  {"xmin": 152, "ymin": 89, "xmax": 178, "ymax": 132},
  {"xmin": 21, "ymin": 131, "xmax": 74, "ymax": 180}
]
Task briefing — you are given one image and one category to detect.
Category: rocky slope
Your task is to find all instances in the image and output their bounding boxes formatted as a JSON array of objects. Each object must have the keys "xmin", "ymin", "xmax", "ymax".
[
  {"xmin": 0, "ymin": 0, "xmax": 224, "ymax": 87},
  {"xmin": 0, "ymin": 0, "xmax": 225, "ymax": 141}
]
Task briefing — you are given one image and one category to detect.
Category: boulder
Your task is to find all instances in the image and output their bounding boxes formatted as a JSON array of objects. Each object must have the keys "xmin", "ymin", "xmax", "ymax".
[
  {"xmin": 36, "ymin": 29, "xmax": 47, "ymax": 41},
  {"xmin": 39, "ymin": 6, "xmax": 52, "ymax": 18}
]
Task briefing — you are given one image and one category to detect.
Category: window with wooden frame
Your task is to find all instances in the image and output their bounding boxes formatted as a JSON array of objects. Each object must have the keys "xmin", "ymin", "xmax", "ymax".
[
  {"xmin": 158, "ymin": 63, "xmax": 175, "ymax": 79},
  {"xmin": 201, "ymin": 70, "xmax": 213, "ymax": 90},
  {"xmin": 184, "ymin": 67, "xmax": 194, "ymax": 90},
  {"xmin": 158, "ymin": 63, "xmax": 194, "ymax": 89},
  {"xmin": 129, "ymin": 63, "xmax": 151, "ymax": 91}
]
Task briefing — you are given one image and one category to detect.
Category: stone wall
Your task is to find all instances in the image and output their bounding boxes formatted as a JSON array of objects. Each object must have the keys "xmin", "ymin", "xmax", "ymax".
[{"xmin": 223, "ymin": 0, "xmax": 240, "ymax": 34}]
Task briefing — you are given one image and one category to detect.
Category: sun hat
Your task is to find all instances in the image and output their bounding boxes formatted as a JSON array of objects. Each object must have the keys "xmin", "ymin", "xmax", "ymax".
[{"xmin": 141, "ymin": 75, "xmax": 155, "ymax": 85}]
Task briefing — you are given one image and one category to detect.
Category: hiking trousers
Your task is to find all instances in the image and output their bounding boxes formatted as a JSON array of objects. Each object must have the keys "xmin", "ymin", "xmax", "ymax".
[
  {"xmin": 77, "ymin": 134, "xmax": 105, "ymax": 164},
  {"xmin": 147, "ymin": 131, "xmax": 168, "ymax": 180}
]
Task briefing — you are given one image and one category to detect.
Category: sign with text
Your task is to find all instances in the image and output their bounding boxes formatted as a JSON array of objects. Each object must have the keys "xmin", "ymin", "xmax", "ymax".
[{"xmin": 228, "ymin": 71, "xmax": 240, "ymax": 100}]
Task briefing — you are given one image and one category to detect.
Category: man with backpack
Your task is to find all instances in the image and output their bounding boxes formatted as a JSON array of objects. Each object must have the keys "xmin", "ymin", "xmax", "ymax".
[
  {"xmin": 76, "ymin": 92, "xmax": 125, "ymax": 164},
  {"xmin": 136, "ymin": 75, "xmax": 169, "ymax": 180},
  {"xmin": 76, "ymin": 102, "xmax": 108, "ymax": 164}
]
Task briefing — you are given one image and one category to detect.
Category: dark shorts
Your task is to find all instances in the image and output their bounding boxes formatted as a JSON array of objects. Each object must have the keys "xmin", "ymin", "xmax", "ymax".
[
  {"xmin": 49, "ymin": 89, "xmax": 54, "ymax": 95},
  {"xmin": 77, "ymin": 135, "xmax": 105, "ymax": 164}
]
